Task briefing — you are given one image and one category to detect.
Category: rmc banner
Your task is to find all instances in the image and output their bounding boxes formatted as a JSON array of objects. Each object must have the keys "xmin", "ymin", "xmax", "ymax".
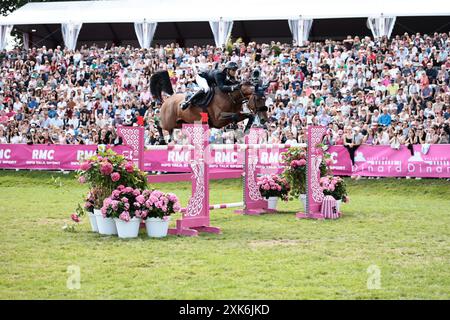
[{"xmin": 0, "ymin": 144, "xmax": 449, "ymax": 178}]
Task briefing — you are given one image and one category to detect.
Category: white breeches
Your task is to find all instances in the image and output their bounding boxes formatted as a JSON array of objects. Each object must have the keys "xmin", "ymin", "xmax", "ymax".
[{"xmin": 196, "ymin": 74, "xmax": 210, "ymax": 92}]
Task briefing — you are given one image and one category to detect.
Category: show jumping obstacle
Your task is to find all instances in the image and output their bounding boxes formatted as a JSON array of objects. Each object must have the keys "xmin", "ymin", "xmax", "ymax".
[{"xmin": 117, "ymin": 124, "xmax": 328, "ymax": 236}]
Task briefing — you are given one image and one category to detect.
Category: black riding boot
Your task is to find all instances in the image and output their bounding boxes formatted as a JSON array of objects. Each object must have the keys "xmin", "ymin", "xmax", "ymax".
[{"xmin": 181, "ymin": 89, "xmax": 204, "ymax": 110}]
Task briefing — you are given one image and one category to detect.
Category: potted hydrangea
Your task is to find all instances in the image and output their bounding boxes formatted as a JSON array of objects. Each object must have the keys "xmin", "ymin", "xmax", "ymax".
[
  {"xmin": 141, "ymin": 190, "xmax": 181, "ymax": 238},
  {"xmin": 319, "ymin": 175, "xmax": 349, "ymax": 212},
  {"xmin": 256, "ymin": 174, "xmax": 290, "ymax": 210},
  {"xmin": 84, "ymin": 189, "xmax": 98, "ymax": 232},
  {"xmin": 281, "ymin": 146, "xmax": 331, "ymax": 210},
  {"xmin": 102, "ymin": 186, "xmax": 142, "ymax": 238},
  {"xmin": 77, "ymin": 148, "xmax": 147, "ymax": 234}
]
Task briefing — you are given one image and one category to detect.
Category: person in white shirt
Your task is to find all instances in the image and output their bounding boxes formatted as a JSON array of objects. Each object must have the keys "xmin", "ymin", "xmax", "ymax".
[
  {"xmin": 68, "ymin": 114, "xmax": 80, "ymax": 129},
  {"xmin": 284, "ymin": 130, "xmax": 298, "ymax": 145}
]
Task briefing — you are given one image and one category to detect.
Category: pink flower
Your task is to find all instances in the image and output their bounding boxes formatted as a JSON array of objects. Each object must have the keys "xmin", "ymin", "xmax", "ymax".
[
  {"xmin": 325, "ymin": 159, "xmax": 333, "ymax": 166},
  {"xmin": 103, "ymin": 197, "xmax": 112, "ymax": 206},
  {"xmin": 118, "ymin": 185, "xmax": 125, "ymax": 190},
  {"xmin": 125, "ymin": 162, "xmax": 135, "ymax": 173},
  {"xmin": 121, "ymin": 197, "xmax": 129, "ymax": 203},
  {"xmin": 80, "ymin": 161, "xmax": 91, "ymax": 171},
  {"xmin": 119, "ymin": 211, "xmax": 130, "ymax": 222},
  {"xmin": 167, "ymin": 193, "xmax": 179, "ymax": 203},
  {"xmin": 173, "ymin": 203, "xmax": 181, "ymax": 212},
  {"xmin": 136, "ymin": 195, "xmax": 146, "ymax": 204},
  {"xmin": 298, "ymin": 159, "xmax": 307, "ymax": 166},
  {"xmin": 100, "ymin": 162, "xmax": 113, "ymax": 175},
  {"xmin": 110, "ymin": 172, "xmax": 121, "ymax": 182},
  {"xmin": 133, "ymin": 189, "xmax": 141, "ymax": 197},
  {"xmin": 71, "ymin": 213, "xmax": 80, "ymax": 223},
  {"xmin": 78, "ymin": 176, "xmax": 86, "ymax": 184},
  {"xmin": 135, "ymin": 210, "xmax": 142, "ymax": 218},
  {"xmin": 112, "ymin": 190, "xmax": 121, "ymax": 199},
  {"xmin": 84, "ymin": 201, "xmax": 93, "ymax": 208},
  {"xmin": 124, "ymin": 187, "xmax": 134, "ymax": 193}
]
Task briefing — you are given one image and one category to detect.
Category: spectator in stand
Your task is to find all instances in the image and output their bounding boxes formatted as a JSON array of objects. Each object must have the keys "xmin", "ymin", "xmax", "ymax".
[{"xmin": 0, "ymin": 32, "xmax": 448, "ymax": 148}]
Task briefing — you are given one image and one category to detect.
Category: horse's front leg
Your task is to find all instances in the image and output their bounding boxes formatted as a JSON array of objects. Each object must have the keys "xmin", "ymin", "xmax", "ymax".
[
  {"xmin": 235, "ymin": 113, "xmax": 255, "ymax": 134},
  {"xmin": 241, "ymin": 113, "xmax": 255, "ymax": 134}
]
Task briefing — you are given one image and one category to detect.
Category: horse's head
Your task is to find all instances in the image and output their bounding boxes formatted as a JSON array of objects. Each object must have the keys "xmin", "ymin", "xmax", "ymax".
[
  {"xmin": 228, "ymin": 83, "xmax": 269, "ymax": 125},
  {"xmin": 247, "ymin": 83, "xmax": 269, "ymax": 125}
]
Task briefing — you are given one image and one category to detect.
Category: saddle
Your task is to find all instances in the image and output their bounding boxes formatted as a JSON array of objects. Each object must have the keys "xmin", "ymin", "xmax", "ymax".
[{"xmin": 190, "ymin": 87, "xmax": 215, "ymax": 111}]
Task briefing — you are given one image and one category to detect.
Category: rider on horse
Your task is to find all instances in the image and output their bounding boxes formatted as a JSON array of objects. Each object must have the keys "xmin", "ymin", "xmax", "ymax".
[{"xmin": 180, "ymin": 61, "xmax": 241, "ymax": 110}]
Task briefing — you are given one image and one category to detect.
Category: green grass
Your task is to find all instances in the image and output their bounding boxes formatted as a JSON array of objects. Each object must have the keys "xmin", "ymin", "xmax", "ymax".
[{"xmin": 0, "ymin": 171, "xmax": 449, "ymax": 299}]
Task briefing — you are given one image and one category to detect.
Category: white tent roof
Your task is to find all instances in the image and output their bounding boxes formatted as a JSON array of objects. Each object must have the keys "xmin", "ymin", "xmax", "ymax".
[{"xmin": 2, "ymin": 0, "xmax": 450, "ymax": 25}]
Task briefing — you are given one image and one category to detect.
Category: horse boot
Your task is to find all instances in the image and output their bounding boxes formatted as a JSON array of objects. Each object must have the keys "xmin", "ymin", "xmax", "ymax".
[{"xmin": 181, "ymin": 89, "xmax": 204, "ymax": 110}]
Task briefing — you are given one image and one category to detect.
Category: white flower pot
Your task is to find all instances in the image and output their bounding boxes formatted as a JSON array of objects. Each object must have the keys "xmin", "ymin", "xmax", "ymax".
[
  {"xmin": 145, "ymin": 217, "xmax": 170, "ymax": 238},
  {"xmin": 267, "ymin": 197, "xmax": 278, "ymax": 210},
  {"xmin": 94, "ymin": 210, "xmax": 117, "ymax": 235},
  {"xmin": 336, "ymin": 199, "xmax": 342, "ymax": 212},
  {"xmin": 299, "ymin": 194, "xmax": 307, "ymax": 210},
  {"xmin": 114, "ymin": 217, "xmax": 142, "ymax": 239},
  {"xmin": 88, "ymin": 211, "xmax": 98, "ymax": 232}
]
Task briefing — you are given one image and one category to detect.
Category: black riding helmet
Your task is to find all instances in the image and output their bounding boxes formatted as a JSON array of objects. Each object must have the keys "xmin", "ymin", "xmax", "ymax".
[{"xmin": 225, "ymin": 61, "xmax": 238, "ymax": 71}]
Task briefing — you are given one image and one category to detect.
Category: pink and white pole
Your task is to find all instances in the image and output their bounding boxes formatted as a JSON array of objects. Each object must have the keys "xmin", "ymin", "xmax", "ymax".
[
  {"xmin": 296, "ymin": 126, "xmax": 327, "ymax": 219},
  {"xmin": 117, "ymin": 126, "xmax": 145, "ymax": 171}
]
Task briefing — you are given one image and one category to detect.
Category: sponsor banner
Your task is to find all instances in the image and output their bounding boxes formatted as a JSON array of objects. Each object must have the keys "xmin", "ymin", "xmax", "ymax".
[
  {"xmin": 1, "ymin": 144, "xmax": 450, "ymax": 178},
  {"xmin": 328, "ymin": 145, "xmax": 450, "ymax": 178},
  {"xmin": 0, "ymin": 144, "xmax": 132, "ymax": 171},
  {"xmin": 143, "ymin": 146, "xmax": 287, "ymax": 172}
]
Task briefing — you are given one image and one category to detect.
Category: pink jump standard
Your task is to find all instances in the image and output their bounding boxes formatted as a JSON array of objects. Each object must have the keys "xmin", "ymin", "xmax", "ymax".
[
  {"xmin": 167, "ymin": 124, "xmax": 221, "ymax": 236},
  {"xmin": 296, "ymin": 126, "xmax": 327, "ymax": 220}
]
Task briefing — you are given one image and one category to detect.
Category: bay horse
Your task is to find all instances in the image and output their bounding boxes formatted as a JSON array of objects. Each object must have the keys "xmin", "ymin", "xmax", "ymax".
[{"xmin": 150, "ymin": 71, "xmax": 268, "ymax": 143}]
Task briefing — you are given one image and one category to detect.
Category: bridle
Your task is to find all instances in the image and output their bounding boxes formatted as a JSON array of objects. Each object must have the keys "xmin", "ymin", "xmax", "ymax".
[
  {"xmin": 245, "ymin": 94, "xmax": 269, "ymax": 114},
  {"xmin": 227, "ymin": 85, "xmax": 268, "ymax": 114},
  {"xmin": 227, "ymin": 88, "xmax": 247, "ymax": 106}
]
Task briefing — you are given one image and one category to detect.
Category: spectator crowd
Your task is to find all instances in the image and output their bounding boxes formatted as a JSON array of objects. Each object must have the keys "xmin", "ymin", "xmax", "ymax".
[{"xmin": 0, "ymin": 32, "xmax": 449, "ymax": 159}]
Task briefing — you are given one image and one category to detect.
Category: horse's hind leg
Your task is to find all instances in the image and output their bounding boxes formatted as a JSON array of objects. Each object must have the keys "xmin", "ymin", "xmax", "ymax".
[{"xmin": 157, "ymin": 125, "xmax": 167, "ymax": 145}]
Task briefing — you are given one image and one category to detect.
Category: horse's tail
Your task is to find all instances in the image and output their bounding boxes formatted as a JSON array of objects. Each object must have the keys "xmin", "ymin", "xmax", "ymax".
[{"xmin": 150, "ymin": 70, "xmax": 174, "ymax": 102}]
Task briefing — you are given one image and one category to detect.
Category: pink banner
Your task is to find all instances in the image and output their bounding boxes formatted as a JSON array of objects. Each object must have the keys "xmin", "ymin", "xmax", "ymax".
[
  {"xmin": 0, "ymin": 144, "xmax": 132, "ymax": 171},
  {"xmin": 1, "ymin": 144, "xmax": 450, "ymax": 178},
  {"xmin": 328, "ymin": 145, "xmax": 450, "ymax": 178}
]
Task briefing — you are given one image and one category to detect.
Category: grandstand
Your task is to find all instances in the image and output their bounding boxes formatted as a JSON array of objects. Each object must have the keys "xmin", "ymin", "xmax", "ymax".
[{"xmin": 1, "ymin": 0, "xmax": 449, "ymax": 48}]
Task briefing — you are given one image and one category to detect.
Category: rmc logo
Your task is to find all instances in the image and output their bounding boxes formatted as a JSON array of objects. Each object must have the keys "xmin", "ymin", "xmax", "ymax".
[{"xmin": 0, "ymin": 149, "xmax": 12, "ymax": 159}]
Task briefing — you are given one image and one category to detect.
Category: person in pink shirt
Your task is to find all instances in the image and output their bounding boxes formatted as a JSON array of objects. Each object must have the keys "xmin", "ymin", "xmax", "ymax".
[{"xmin": 334, "ymin": 129, "xmax": 344, "ymax": 145}]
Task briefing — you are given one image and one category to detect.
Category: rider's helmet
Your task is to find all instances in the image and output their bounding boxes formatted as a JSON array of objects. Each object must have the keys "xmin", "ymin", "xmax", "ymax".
[{"xmin": 225, "ymin": 61, "xmax": 239, "ymax": 71}]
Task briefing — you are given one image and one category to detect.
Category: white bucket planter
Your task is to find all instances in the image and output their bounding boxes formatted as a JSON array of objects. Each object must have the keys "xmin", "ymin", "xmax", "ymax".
[
  {"xmin": 300, "ymin": 194, "xmax": 307, "ymax": 210},
  {"xmin": 145, "ymin": 217, "xmax": 170, "ymax": 238},
  {"xmin": 114, "ymin": 217, "xmax": 142, "ymax": 239},
  {"xmin": 336, "ymin": 199, "xmax": 342, "ymax": 212},
  {"xmin": 88, "ymin": 211, "xmax": 98, "ymax": 232},
  {"xmin": 94, "ymin": 210, "xmax": 117, "ymax": 235},
  {"xmin": 267, "ymin": 197, "xmax": 278, "ymax": 210}
]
